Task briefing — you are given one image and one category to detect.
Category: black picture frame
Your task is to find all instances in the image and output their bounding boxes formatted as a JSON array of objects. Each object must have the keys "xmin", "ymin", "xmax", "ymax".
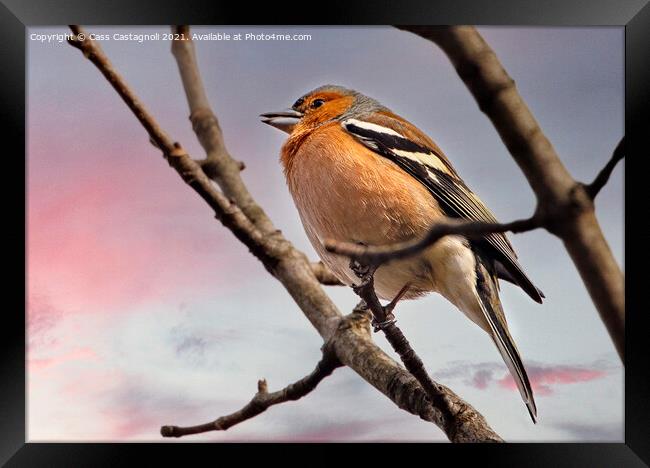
[{"xmin": 3, "ymin": 0, "xmax": 648, "ymax": 465}]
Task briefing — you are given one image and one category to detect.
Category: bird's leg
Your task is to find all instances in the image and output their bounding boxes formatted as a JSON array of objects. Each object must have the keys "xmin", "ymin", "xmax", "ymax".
[
  {"xmin": 370, "ymin": 282, "xmax": 411, "ymax": 332},
  {"xmin": 349, "ymin": 241, "xmax": 377, "ymax": 290},
  {"xmin": 350, "ymin": 257, "xmax": 384, "ymax": 331},
  {"xmin": 350, "ymin": 255, "xmax": 409, "ymax": 332},
  {"xmin": 385, "ymin": 282, "xmax": 411, "ymax": 316}
]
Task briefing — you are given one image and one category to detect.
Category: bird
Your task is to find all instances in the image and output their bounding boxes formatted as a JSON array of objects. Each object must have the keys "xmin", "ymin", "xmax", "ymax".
[{"xmin": 260, "ymin": 85, "xmax": 544, "ymax": 422}]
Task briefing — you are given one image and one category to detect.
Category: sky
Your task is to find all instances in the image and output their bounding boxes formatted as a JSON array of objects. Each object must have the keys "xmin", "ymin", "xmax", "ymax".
[{"xmin": 26, "ymin": 26, "xmax": 624, "ymax": 442}]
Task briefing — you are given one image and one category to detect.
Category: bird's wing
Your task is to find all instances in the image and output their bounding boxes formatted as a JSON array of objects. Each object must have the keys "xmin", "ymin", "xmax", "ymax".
[{"xmin": 341, "ymin": 111, "xmax": 544, "ymax": 303}]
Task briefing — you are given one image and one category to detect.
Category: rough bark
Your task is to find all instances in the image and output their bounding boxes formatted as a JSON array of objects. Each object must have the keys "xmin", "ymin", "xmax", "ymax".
[{"xmin": 330, "ymin": 306, "xmax": 502, "ymax": 442}]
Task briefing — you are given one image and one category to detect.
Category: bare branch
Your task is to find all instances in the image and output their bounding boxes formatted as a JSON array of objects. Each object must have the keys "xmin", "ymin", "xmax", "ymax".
[
  {"xmin": 396, "ymin": 26, "xmax": 576, "ymax": 203},
  {"xmin": 68, "ymin": 25, "xmax": 341, "ymax": 338},
  {"xmin": 398, "ymin": 26, "xmax": 625, "ymax": 362},
  {"xmin": 68, "ymin": 25, "xmax": 175, "ymax": 157},
  {"xmin": 311, "ymin": 261, "xmax": 345, "ymax": 286},
  {"xmin": 585, "ymin": 137, "xmax": 625, "ymax": 199},
  {"xmin": 349, "ymin": 272, "xmax": 457, "ymax": 436},
  {"xmin": 161, "ymin": 350, "xmax": 342, "ymax": 438},
  {"xmin": 67, "ymin": 26, "xmax": 276, "ymax": 266},
  {"xmin": 170, "ymin": 25, "xmax": 276, "ymax": 236},
  {"xmin": 326, "ymin": 216, "xmax": 540, "ymax": 267}
]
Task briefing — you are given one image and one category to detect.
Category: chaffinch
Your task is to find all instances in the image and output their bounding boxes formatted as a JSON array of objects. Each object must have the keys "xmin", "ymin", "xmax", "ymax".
[{"xmin": 261, "ymin": 85, "xmax": 544, "ymax": 422}]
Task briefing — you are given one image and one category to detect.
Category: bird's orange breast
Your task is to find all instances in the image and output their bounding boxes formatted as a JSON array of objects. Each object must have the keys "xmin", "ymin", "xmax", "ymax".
[
  {"xmin": 280, "ymin": 122, "xmax": 466, "ymax": 300},
  {"xmin": 282, "ymin": 122, "xmax": 444, "ymax": 246}
]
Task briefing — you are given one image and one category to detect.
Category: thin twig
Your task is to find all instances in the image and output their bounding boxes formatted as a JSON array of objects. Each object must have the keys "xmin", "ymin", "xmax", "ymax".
[
  {"xmin": 170, "ymin": 25, "xmax": 277, "ymax": 236},
  {"xmin": 68, "ymin": 26, "xmax": 174, "ymax": 156},
  {"xmin": 67, "ymin": 26, "xmax": 277, "ymax": 266},
  {"xmin": 326, "ymin": 216, "xmax": 540, "ymax": 267},
  {"xmin": 332, "ymin": 304, "xmax": 503, "ymax": 442},
  {"xmin": 311, "ymin": 261, "xmax": 345, "ymax": 286},
  {"xmin": 350, "ymin": 273, "xmax": 456, "ymax": 435},
  {"xmin": 585, "ymin": 137, "xmax": 625, "ymax": 199},
  {"xmin": 161, "ymin": 350, "xmax": 342, "ymax": 438}
]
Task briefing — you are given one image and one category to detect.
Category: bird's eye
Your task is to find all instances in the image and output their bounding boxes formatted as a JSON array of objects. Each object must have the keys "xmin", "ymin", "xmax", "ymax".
[{"xmin": 311, "ymin": 99, "xmax": 325, "ymax": 109}]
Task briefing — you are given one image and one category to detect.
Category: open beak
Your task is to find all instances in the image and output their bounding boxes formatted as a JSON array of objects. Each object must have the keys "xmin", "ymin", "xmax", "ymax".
[{"xmin": 260, "ymin": 108, "xmax": 303, "ymax": 134}]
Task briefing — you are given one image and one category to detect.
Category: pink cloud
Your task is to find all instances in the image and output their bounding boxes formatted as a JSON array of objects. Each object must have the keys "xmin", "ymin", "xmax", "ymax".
[
  {"xmin": 109, "ymin": 408, "xmax": 163, "ymax": 440},
  {"xmin": 470, "ymin": 369, "xmax": 494, "ymax": 390},
  {"xmin": 438, "ymin": 361, "xmax": 610, "ymax": 396},
  {"xmin": 27, "ymin": 294, "xmax": 62, "ymax": 342},
  {"xmin": 97, "ymin": 381, "xmax": 214, "ymax": 440},
  {"xmin": 29, "ymin": 346, "xmax": 99, "ymax": 371},
  {"xmin": 28, "ymin": 364, "xmax": 129, "ymax": 440},
  {"xmin": 498, "ymin": 366, "xmax": 607, "ymax": 396},
  {"xmin": 27, "ymin": 124, "xmax": 259, "ymax": 317}
]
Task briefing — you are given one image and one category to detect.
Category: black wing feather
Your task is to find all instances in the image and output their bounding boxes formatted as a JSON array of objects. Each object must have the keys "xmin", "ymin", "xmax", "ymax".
[{"xmin": 343, "ymin": 120, "xmax": 543, "ymax": 304}]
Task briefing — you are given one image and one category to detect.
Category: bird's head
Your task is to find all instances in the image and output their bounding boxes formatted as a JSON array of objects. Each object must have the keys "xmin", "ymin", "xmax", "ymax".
[{"xmin": 260, "ymin": 85, "xmax": 384, "ymax": 134}]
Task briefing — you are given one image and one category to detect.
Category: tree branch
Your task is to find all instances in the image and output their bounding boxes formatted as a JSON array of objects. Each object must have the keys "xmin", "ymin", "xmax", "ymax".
[
  {"xmin": 326, "ymin": 216, "xmax": 540, "ymax": 267},
  {"xmin": 68, "ymin": 25, "xmax": 341, "ymax": 338},
  {"xmin": 68, "ymin": 26, "xmax": 175, "ymax": 157},
  {"xmin": 331, "ymin": 305, "xmax": 503, "ymax": 442},
  {"xmin": 350, "ymin": 273, "xmax": 457, "ymax": 436},
  {"xmin": 67, "ymin": 26, "xmax": 277, "ymax": 267},
  {"xmin": 170, "ymin": 25, "xmax": 277, "ymax": 236},
  {"xmin": 161, "ymin": 348, "xmax": 342, "ymax": 438},
  {"xmin": 167, "ymin": 25, "xmax": 348, "ymax": 337},
  {"xmin": 398, "ymin": 26, "xmax": 625, "ymax": 362},
  {"xmin": 311, "ymin": 261, "xmax": 345, "ymax": 286},
  {"xmin": 585, "ymin": 137, "xmax": 625, "ymax": 199}
]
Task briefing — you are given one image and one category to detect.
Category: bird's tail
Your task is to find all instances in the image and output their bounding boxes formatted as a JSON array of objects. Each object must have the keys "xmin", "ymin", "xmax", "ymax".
[{"xmin": 474, "ymin": 254, "xmax": 538, "ymax": 423}]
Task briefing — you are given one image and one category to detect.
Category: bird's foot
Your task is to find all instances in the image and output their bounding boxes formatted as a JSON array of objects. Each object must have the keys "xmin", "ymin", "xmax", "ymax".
[
  {"xmin": 371, "ymin": 312, "xmax": 396, "ymax": 332},
  {"xmin": 350, "ymin": 258, "xmax": 376, "ymax": 281},
  {"xmin": 370, "ymin": 283, "xmax": 410, "ymax": 332},
  {"xmin": 349, "ymin": 241, "xmax": 378, "ymax": 281},
  {"xmin": 348, "ymin": 250, "xmax": 407, "ymax": 333},
  {"xmin": 350, "ymin": 258, "xmax": 377, "ymax": 296}
]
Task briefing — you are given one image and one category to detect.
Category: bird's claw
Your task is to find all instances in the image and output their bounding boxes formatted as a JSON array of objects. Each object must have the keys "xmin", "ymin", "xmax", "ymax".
[
  {"xmin": 349, "ymin": 254, "xmax": 404, "ymax": 333},
  {"xmin": 350, "ymin": 258, "xmax": 372, "ymax": 279},
  {"xmin": 372, "ymin": 312, "xmax": 396, "ymax": 332}
]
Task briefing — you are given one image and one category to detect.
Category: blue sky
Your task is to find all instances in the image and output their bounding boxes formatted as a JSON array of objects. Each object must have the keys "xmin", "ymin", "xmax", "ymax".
[{"xmin": 27, "ymin": 25, "xmax": 623, "ymax": 441}]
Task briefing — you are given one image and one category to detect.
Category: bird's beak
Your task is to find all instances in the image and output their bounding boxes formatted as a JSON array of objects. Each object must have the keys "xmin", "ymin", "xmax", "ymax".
[{"xmin": 260, "ymin": 109, "xmax": 303, "ymax": 134}]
